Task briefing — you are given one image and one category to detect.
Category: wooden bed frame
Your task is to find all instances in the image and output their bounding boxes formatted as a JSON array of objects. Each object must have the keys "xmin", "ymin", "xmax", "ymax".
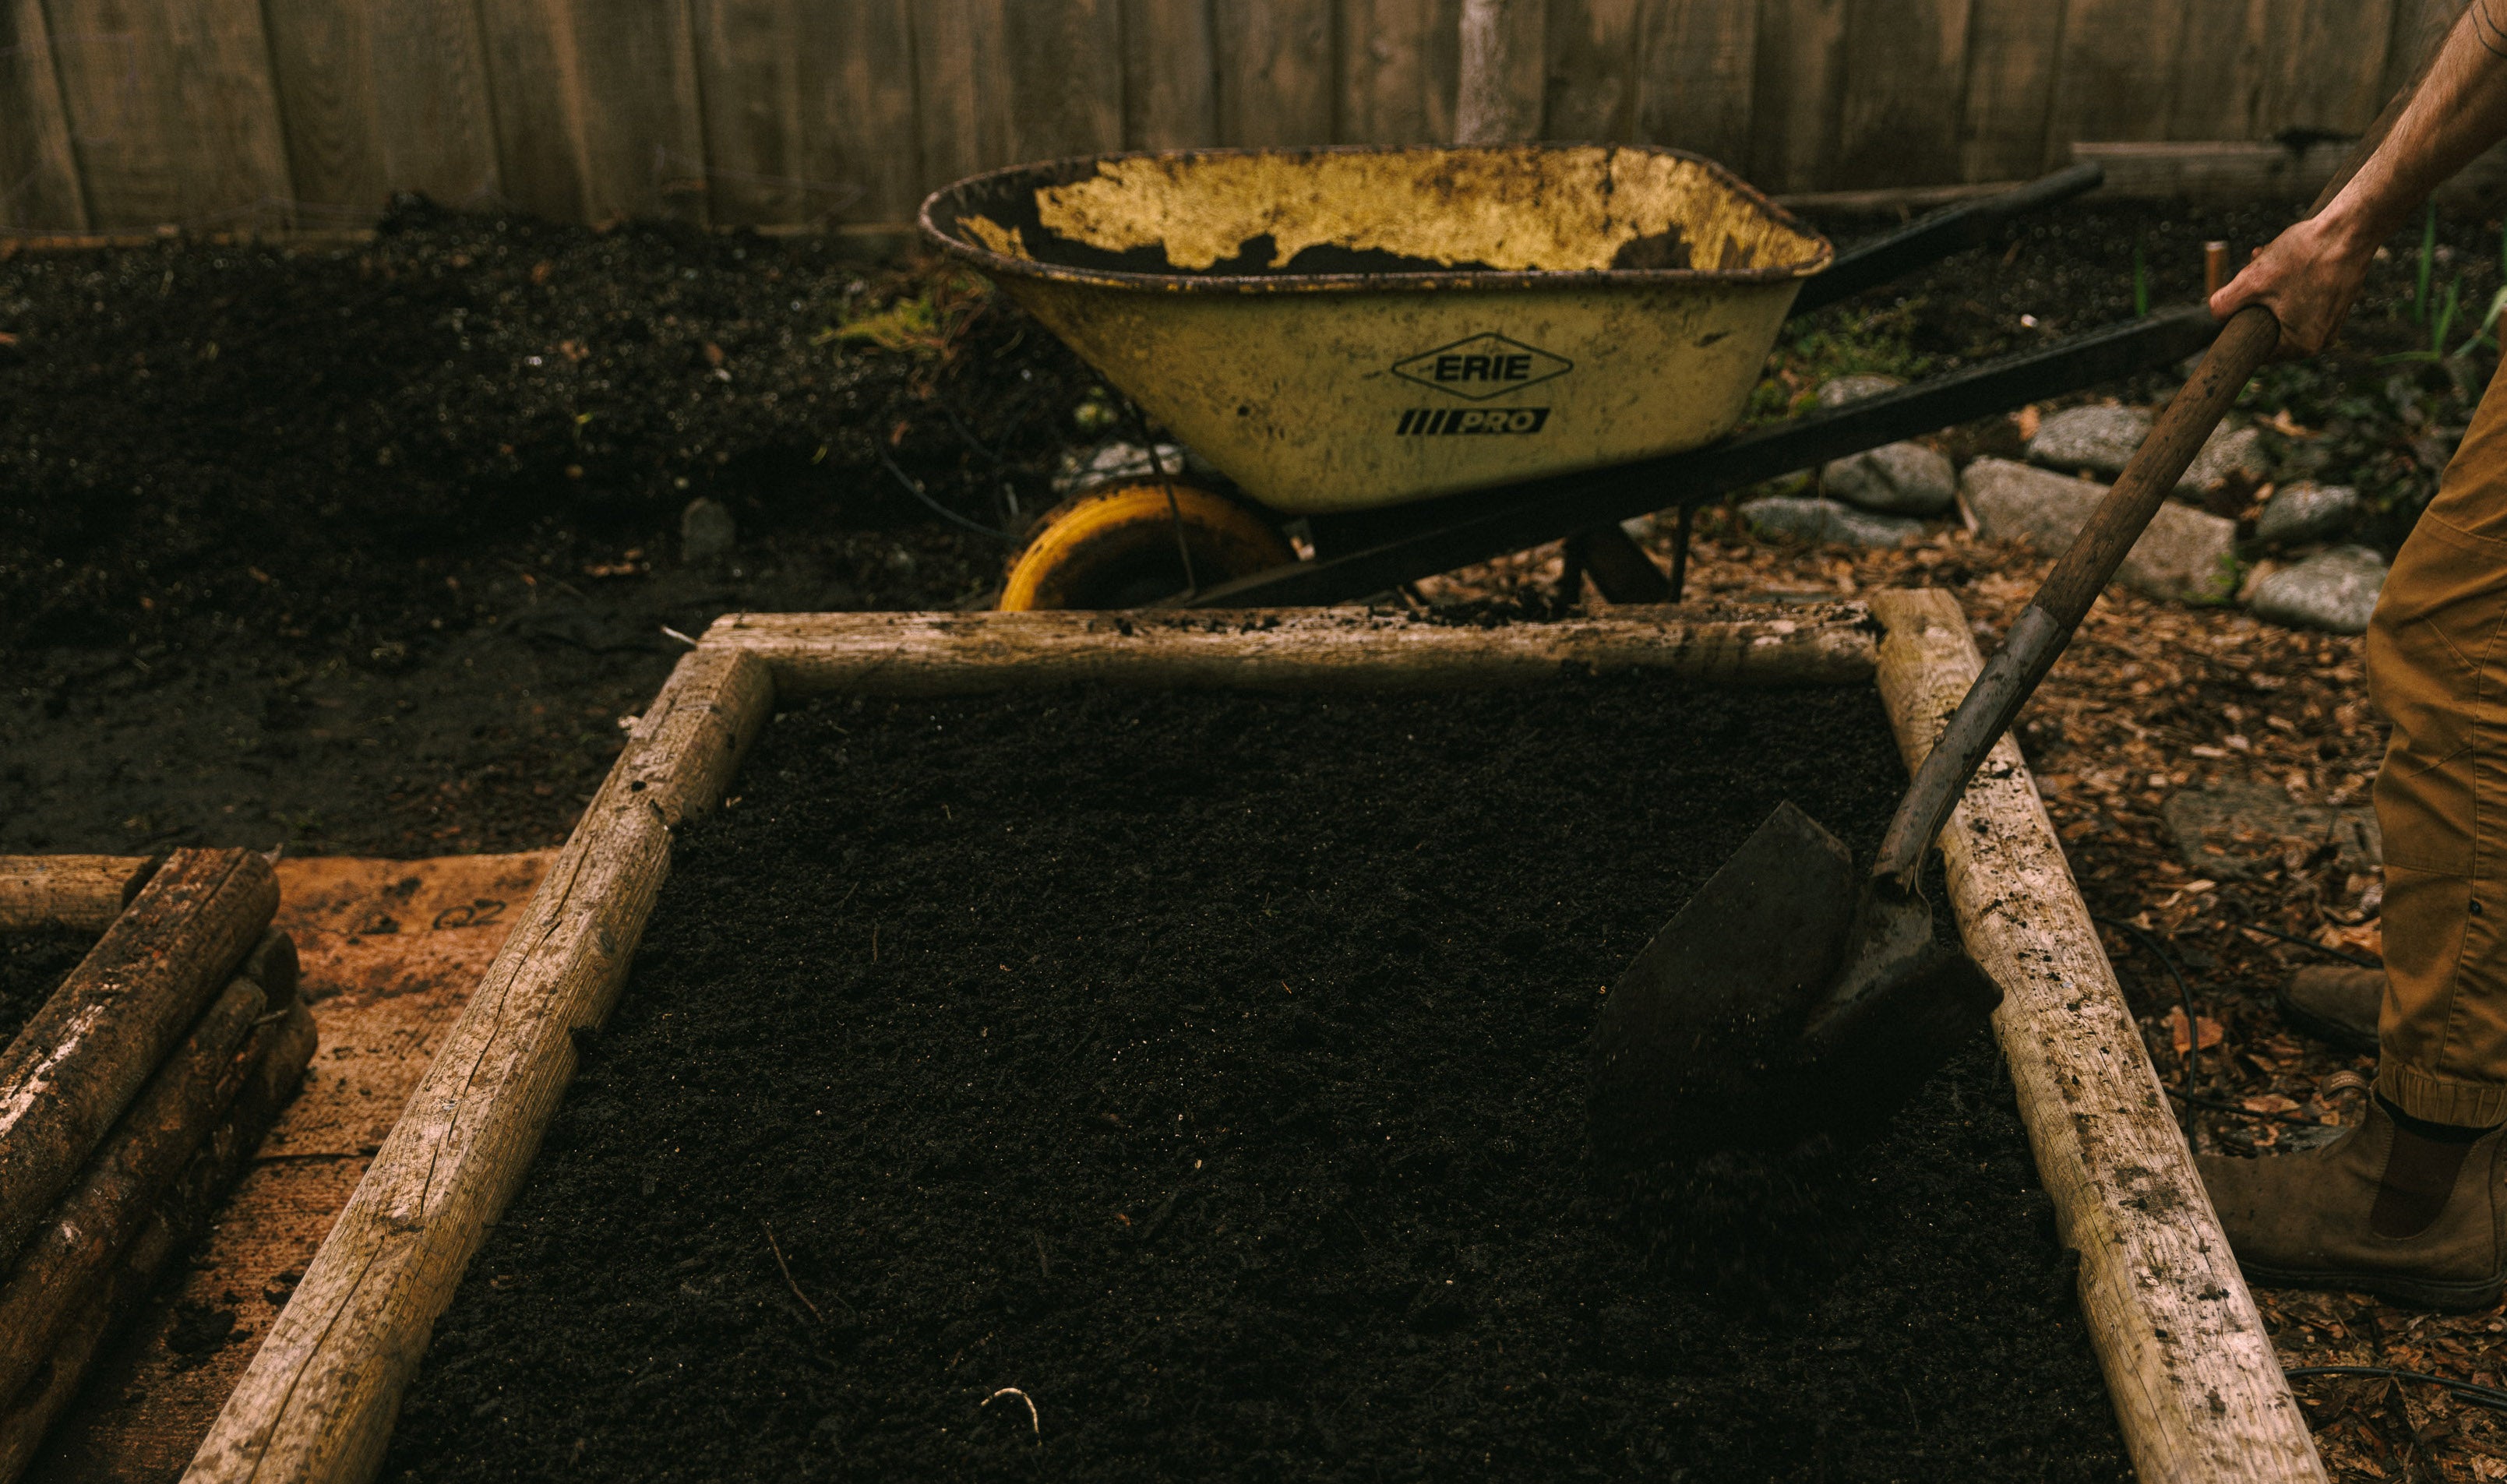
[{"xmin": 179, "ymin": 595, "xmax": 2325, "ymax": 1483}]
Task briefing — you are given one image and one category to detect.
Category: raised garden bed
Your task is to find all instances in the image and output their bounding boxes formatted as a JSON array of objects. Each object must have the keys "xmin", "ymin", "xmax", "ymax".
[{"xmin": 188, "ymin": 601, "xmax": 2325, "ymax": 1482}]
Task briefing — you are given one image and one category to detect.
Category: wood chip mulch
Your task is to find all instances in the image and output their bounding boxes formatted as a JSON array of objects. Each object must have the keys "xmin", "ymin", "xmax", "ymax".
[{"xmin": 1418, "ymin": 507, "xmax": 2507, "ymax": 1482}]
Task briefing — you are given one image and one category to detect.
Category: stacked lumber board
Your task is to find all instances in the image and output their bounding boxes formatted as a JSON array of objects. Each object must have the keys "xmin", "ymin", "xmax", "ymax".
[{"xmin": 0, "ymin": 851, "xmax": 318, "ymax": 1480}]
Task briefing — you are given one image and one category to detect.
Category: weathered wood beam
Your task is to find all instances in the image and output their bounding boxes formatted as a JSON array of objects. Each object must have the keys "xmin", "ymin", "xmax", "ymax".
[
  {"xmin": 0, "ymin": 855, "xmax": 154, "ymax": 934},
  {"xmin": 1867, "ymin": 588, "xmax": 2324, "ymax": 1482},
  {"xmin": 184, "ymin": 647, "xmax": 774, "ymax": 1484},
  {"xmin": 0, "ymin": 850, "xmax": 277, "ymax": 1262},
  {"xmin": 0, "ymin": 976, "xmax": 268, "ymax": 1408},
  {"xmin": 0, "ymin": 996, "xmax": 316, "ymax": 1482},
  {"xmin": 702, "ymin": 605, "xmax": 1881, "ymax": 696}
]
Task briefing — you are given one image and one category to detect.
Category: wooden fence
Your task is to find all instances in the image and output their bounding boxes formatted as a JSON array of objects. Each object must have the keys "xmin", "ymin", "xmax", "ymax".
[{"xmin": 0, "ymin": 0, "xmax": 2469, "ymax": 236}]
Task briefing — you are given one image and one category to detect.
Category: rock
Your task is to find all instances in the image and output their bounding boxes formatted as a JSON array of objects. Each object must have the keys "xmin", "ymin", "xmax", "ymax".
[
  {"xmin": 2253, "ymin": 481, "xmax": 2363, "ymax": 545},
  {"xmin": 1821, "ymin": 442, "xmax": 1956, "ymax": 516},
  {"xmin": 1959, "ymin": 457, "xmax": 2238, "ymax": 602},
  {"xmin": 2163, "ymin": 782, "xmax": 2380, "ymax": 880},
  {"xmin": 2027, "ymin": 404, "xmax": 2149, "ymax": 477},
  {"xmin": 1816, "ymin": 373, "xmax": 1905, "ymax": 408},
  {"xmin": 680, "ymin": 497, "xmax": 735, "ymax": 562},
  {"xmin": 1738, "ymin": 495, "xmax": 1924, "ymax": 549},
  {"xmin": 2181, "ymin": 424, "xmax": 2268, "ymax": 493},
  {"xmin": 2026, "ymin": 405, "xmax": 2267, "ymax": 494},
  {"xmin": 1052, "ymin": 439, "xmax": 1216, "ymax": 497},
  {"xmin": 2246, "ymin": 545, "xmax": 2386, "ymax": 634}
]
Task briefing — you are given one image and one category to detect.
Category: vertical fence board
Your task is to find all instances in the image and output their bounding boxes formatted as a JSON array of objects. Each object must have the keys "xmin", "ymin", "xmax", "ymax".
[
  {"xmin": 2383, "ymin": 0, "xmax": 2457, "ymax": 104},
  {"xmin": 2258, "ymin": 0, "xmax": 2399, "ymax": 136},
  {"xmin": 1542, "ymin": 0, "xmax": 1639, "ymax": 142},
  {"xmin": 1212, "ymin": 0, "xmax": 1338, "ymax": 144},
  {"xmin": 2041, "ymin": 0, "xmax": 2183, "ymax": 150},
  {"xmin": 1634, "ymin": 0, "xmax": 1759, "ymax": 167},
  {"xmin": 690, "ymin": 0, "xmax": 904, "ymax": 227},
  {"xmin": 913, "ymin": 0, "xmax": 1015, "ymax": 190},
  {"xmin": 370, "ymin": 0, "xmax": 500, "ymax": 210},
  {"xmin": 39, "ymin": 0, "xmax": 294, "ymax": 229},
  {"xmin": 800, "ymin": 1, "xmax": 922, "ymax": 223},
  {"xmin": 2163, "ymin": 0, "xmax": 2268, "ymax": 143},
  {"xmin": 688, "ymin": 0, "xmax": 802, "ymax": 225},
  {"xmin": 1746, "ymin": 0, "xmax": 1846, "ymax": 191},
  {"xmin": 476, "ymin": 2, "xmax": 593, "ymax": 221},
  {"xmin": 1832, "ymin": 0, "xmax": 1972, "ymax": 189},
  {"xmin": 258, "ymin": 0, "xmax": 498, "ymax": 220},
  {"xmin": 1121, "ymin": 0, "xmax": 1220, "ymax": 146},
  {"xmin": 0, "ymin": 0, "xmax": 86, "ymax": 227},
  {"xmin": 1005, "ymin": 0, "xmax": 1124, "ymax": 160},
  {"xmin": 7, "ymin": 0, "xmax": 2490, "ymax": 233},
  {"xmin": 563, "ymin": 0, "xmax": 709, "ymax": 224},
  {"xmin": 256, "ymin": 0, "xmax": 379, "ymax": 219},
  {"xmin": 1955, "ymin": 0, "xmax": 2063, "ymax": 178},
  {"xmin": 1341, "ymin": 0, "xmax": 1457, "ymax": 145}
]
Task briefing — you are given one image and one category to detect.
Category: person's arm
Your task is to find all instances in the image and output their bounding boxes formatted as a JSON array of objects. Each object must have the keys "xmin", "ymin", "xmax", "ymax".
[{"xmin": 2213, "ymin": 2, "xmax": 2507, "ymax": 354}]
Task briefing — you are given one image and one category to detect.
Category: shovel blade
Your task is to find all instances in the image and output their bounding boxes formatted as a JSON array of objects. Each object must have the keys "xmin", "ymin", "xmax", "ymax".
[
  {"xmin": 1588, "ymin": 802, "xmax": 2005, "ymax": 1173},
  {"xmin": 1589, "ymin": 802, "xmax": 1856, "ymax": 1172}
]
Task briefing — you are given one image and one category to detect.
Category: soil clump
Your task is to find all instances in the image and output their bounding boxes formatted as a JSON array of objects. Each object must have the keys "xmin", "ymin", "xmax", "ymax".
[{"xmin": 386, "ymin": 678, "xmax": 2128, "ymax": 1482}]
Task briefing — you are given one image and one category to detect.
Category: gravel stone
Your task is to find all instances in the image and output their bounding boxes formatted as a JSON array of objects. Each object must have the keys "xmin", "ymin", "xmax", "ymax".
[
  {"xmin": 1961, "ymin": 457, "xmax": 2238, "ymax": 601},
  {"xmin": 2182, "ymin": 425, "xmax": 2269, "ymax": 493},
  {"xmin": 1739, "ymin": 495, "xmax": 1926, "ymax": 549},
  {"xmin": 2027, "ymin": 405, "xmax": 2149, "ymax": 477},
  {"xmin": 2247, "ymin": 545, "xmax": 2388, "ymax": 634},
  {"xmin": 2026, "ymin": 405, "xmax": 2267, "ymax": 494},
  {"xmin": 1815, "ymin": 373, "xmax": 1906, "ymax": 408},
  {"xmin": 2253, "ymin": 481, "xmax": 2364, "ymax": 545},
  {"xmin": 1052, "ymin": 439, "xmax": 1215, "ymax": 496},
  {"xmin": 1821, "ymin": 442, "xmax": 1957, "ymax": 516},
  {"xmin": 679, "ymin": 496, "xmax": 736, "ymax": 562}
]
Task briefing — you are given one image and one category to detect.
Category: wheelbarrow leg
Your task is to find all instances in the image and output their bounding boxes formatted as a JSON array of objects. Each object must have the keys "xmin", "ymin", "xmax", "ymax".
[
  {"xmin": 1667, "ymin": 503, "xmax": 1694, "ymax": 604},
  {"xmin": 1564, "ymin": 523, "xmax": 1672, "ymax": 604}
]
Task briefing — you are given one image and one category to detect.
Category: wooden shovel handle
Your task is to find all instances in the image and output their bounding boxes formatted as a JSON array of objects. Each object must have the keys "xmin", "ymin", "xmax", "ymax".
[
  {"xmin": 1871, "ymin": 306, "xmax": 2278, "ymax": 886},
  {"xmin": 1871, "ymin": 58, "xmax": 2425, "ymax": 890}
]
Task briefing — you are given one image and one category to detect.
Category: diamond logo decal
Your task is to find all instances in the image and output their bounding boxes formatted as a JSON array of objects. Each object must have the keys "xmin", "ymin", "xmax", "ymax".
[{"xmin": 1391, "ymin": 333, "xmax": 1572, "ymax": 401}]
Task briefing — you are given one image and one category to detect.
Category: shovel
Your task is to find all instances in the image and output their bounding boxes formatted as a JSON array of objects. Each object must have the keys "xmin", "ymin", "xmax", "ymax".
[{"xmin": 1589, "ymin": 99, "xmax": 2419, "ymax": 1172}]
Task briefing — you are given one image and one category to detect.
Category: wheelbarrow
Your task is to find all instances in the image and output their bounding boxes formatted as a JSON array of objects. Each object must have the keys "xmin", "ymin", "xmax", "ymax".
[{"xmin": 921, "ymin": 145, "xmax": 2218, "ymax": 609}]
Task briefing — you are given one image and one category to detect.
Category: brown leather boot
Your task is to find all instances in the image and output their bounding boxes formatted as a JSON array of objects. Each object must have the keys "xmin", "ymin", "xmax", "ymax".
[
  {"xmin": 2279, "ymin": 964, "xmax": 2383, "ymax": 1056},
  {"xmin": 2196, "ymin": 1098, "xmax": 2506, "ymax": 1310}
]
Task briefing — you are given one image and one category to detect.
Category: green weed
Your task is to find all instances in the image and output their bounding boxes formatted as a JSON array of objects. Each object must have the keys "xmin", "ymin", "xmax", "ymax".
[{"xmin": 1744, "ymin": 299, "xmax": 1934, "ymax": 425}]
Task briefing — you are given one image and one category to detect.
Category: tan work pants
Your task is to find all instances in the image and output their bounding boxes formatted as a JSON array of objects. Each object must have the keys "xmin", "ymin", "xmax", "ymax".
[{"xmin": 2373, "ymin": 374, "xmax": 2507, "ymax": 1127}]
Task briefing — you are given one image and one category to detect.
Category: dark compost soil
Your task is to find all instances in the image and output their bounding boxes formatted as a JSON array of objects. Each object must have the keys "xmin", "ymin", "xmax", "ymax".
[
  {"xmin": 2, "ymin": 194, "xmax": 2486, "ymax": 863},
  {"xmin": 0, "ymin": 928, "xmax": 90, "ymax": 1045},
  {"xmin": 384, "ymin": 678, "xmax": 2130, "ymax": 1482}
]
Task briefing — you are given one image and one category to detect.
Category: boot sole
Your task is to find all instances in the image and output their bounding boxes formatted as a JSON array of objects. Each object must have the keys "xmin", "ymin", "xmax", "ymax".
[
  {"xmin": 2276, "ymin": 991, "xmax": 2379, "ymax": 1059},
  {"xmin": 2236, "ymin": 1259, "xmax": 2502, "ymax": 1313}
]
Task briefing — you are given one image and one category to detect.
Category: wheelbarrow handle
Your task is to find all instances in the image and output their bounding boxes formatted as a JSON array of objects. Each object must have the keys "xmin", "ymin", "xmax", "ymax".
[{"xmin": 1789, "ymin": 163, "xmax": 2107, "ymax": 319}]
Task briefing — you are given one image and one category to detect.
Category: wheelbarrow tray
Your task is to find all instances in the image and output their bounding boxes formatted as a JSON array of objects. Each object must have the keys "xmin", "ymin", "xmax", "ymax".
[
  {"xmin": 187, "ymin": 600, "xmax": 2321, "ymax": 1482},
  {"xmin": 921, "ymin": 146, "xmax": 1831, "ymax": 515}
]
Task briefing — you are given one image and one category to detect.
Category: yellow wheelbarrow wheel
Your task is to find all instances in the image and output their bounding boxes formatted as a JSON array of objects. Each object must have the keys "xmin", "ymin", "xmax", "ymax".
[{"xmin": 1000, "ymin": 481, "xmax": 1295, "ymax": 610}]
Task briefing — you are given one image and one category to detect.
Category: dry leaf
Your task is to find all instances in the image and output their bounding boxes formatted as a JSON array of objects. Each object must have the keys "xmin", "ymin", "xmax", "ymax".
[
  {"xmin": 2322, "ymin": 922, "xmax": 2384, "ymax": 958},
  {"xmin": 2167, "ymin": 1007, "xmax": 2225, "ymax": 1056},
  {"xmin": 2242, "ymin": 1094, "xmax": 2302, "ymax": 1116}
]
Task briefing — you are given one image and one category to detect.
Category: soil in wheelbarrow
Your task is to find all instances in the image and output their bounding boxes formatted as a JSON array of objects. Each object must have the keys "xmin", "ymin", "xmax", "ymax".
[{"xmin": 384, "ymin": 675, "xmax": 2130, "ymax": 1482}]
